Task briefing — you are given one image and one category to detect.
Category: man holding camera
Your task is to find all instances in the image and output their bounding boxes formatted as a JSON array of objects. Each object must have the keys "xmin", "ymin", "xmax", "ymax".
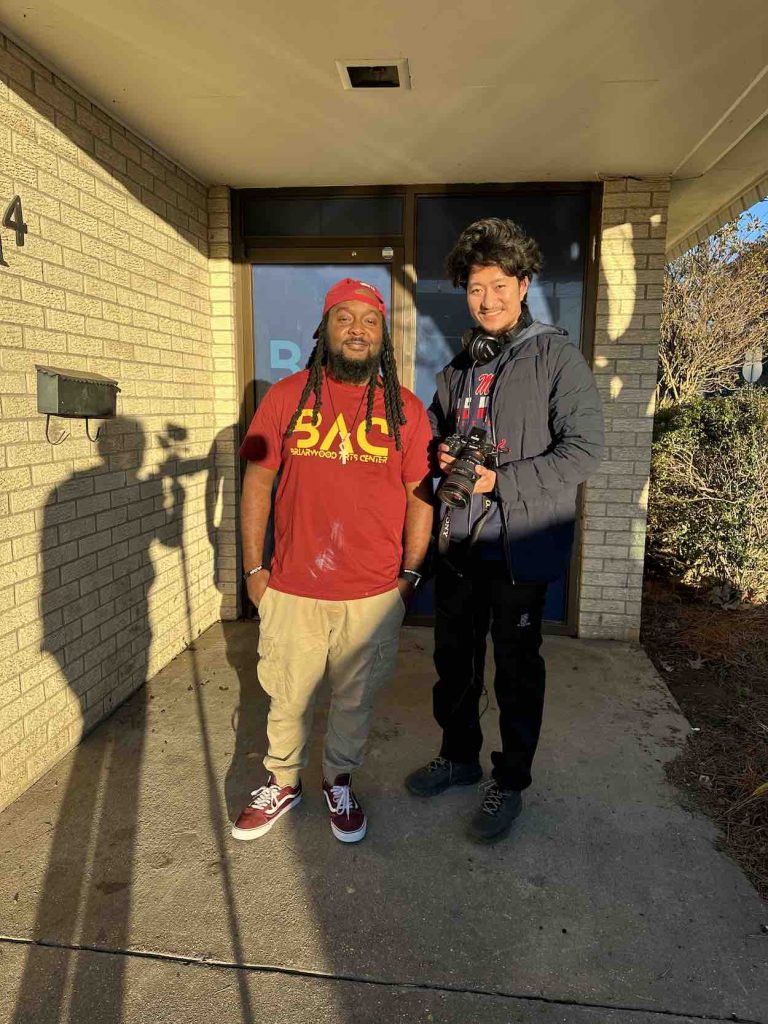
[
  {"xmin": 234, "ymin": 278, "xmax": 432, "ymax": 844},
  {"xmin": 406, "ymin": 218, "xmax": 604, "ymax": 844}
]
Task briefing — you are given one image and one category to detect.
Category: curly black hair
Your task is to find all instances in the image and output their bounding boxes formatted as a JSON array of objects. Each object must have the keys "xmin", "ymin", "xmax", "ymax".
[{"xmin": 445, "ymin": 218, "xmax": 543, "ymax": 290}]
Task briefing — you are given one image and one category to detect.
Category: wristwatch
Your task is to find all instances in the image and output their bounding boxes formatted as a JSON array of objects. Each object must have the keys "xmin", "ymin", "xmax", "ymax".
[{"xmin": 398, "ymin": 568, "xmax": 423, "ymax": 589}]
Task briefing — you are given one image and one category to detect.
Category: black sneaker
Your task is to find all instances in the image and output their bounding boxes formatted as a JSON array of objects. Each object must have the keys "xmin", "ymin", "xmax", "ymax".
[
  {"xmin": 467, "ymin": 780, "xmax": 522, "ymax": 843},
  {"xmin": 405, "ymin": 756, "xmax": 483, "ymax": 797}
]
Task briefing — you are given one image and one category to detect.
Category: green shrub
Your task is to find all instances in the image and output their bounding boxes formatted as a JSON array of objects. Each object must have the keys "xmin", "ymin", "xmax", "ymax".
[{"xmin": 647, "ymin": 389, "xmax": 768, "ymax": 602}]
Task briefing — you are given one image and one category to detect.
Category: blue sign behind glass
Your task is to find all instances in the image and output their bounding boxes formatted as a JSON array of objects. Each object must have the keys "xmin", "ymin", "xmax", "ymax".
[{"xmin": 252, "ymin": 265, "xmax": 392, "ymax": 388}]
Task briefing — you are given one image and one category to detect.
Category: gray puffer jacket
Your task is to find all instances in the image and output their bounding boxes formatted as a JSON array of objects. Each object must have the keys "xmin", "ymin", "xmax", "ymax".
[{"xmin": 429, "ymin": 319, "xmax": 604, "ymax": 582}]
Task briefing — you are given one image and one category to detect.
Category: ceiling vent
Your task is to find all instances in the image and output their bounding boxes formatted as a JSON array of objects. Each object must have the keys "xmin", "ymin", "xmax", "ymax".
[{"xmin": 336, "ymin": 59, "xmax": 411, "ymax": 91}]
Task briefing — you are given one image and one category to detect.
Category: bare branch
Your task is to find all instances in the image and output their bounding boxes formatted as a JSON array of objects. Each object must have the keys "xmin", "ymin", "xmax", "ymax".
[{"xmin": 659, "ymin": 219, "xmax": 768, "ymax": 404}]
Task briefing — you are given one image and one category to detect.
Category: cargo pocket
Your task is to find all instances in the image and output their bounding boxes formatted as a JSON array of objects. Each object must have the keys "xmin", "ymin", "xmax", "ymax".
[
  {"xmin": 368, "ymin": 635, "xmax": 400, "ymax": 694},
  {"xmin": 257, "ymin": 635, "xmax": 287, "ymax": 701}
]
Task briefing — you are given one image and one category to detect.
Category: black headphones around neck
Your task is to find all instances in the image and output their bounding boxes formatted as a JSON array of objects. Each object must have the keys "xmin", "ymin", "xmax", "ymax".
[
  {"xmin": 461, "ymin": 329, "xmax": 508, "ymax": 364},
  {"xmin": 461, "ymin": 305, "xmax": 533, "ymax": 364}
]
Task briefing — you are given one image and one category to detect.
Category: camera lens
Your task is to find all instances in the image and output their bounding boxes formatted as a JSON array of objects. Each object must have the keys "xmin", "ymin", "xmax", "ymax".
[{"xmin": 437, "ymin": 475, "xmax": 473, "ymax": 509}]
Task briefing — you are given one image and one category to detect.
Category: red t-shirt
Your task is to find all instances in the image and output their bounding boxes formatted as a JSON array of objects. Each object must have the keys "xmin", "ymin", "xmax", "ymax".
[{"xmin": 239, "ymin": 370, "xmax": 432, "ymax": 600}]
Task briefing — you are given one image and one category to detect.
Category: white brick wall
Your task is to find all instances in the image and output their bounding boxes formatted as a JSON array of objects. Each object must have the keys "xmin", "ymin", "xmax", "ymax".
[
  {"xmin": 578, "ymin": 178, "xmax": 670, "ymax": 640},
  {"xmin": 207, "ymin": 185, "xmax": 240, "ymax": 621},
  {"xmin": 0, "ymin": 34, "xmax": 239, "ymax": 809}
]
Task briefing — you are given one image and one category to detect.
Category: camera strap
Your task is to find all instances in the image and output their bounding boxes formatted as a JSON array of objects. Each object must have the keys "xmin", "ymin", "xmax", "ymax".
[
  {"xmin": 468, "ymin": 496, "xmax": 494, "ymax": 548},
  {"xmin": 437, "ymin": 496, "xmax": 493, "ymax": 558},
  {"xmin": 437, "ymin": 509, "xmax": 453, "ymax": 557}
]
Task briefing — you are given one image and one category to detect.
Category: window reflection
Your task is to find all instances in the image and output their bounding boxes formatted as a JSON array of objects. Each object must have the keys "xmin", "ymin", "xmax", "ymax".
[{"xmin": 413, "ymin": 194, "xmax": 589, "ymax": 402}]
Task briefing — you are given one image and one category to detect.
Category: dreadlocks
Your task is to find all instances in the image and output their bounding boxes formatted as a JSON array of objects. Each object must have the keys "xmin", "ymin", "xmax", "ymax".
[
  {"xmin": 284, "ymin": 316, "xmax": 328, "ymax": 441},
  {"xmin": 284, "ymin": 314, "xmax": 407, "ymax": 450}
]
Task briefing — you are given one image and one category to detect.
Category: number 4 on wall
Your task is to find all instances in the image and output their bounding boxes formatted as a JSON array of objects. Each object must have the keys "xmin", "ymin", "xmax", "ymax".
[
  {"xmin": 4, "ymin": 196, "xmax": 27, "ymax": 246},
  {"xmin": 0, "ymin": 195, "xmax": 28, "ymax": 266}
]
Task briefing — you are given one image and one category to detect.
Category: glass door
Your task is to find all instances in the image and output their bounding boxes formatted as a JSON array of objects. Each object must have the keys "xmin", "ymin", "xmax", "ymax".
[
  {"xmin": 244, "ymin": 251, "xmax": 403, "ymax": 425},
  {"xmin": 412, "ymin": 192, "xmax": 593, "ymax": 627},
  {"xmin": 252, "ymin": 262, "xmax": 393, "ymax": 392}
]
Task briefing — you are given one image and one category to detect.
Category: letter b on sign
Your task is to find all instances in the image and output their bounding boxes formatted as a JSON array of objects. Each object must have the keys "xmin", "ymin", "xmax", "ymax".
[{"xmin": 270, "ymin": 340, "xmax": 301, "ymax": 376}]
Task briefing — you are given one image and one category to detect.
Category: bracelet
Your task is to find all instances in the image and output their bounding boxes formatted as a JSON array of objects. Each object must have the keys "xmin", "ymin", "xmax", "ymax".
[
  {"xmin": 399, "ymin": 568, "xmax": 423, "ymax": 588},
  {"xmin": 243, "ymin": 565, "xmax": 264, "ymax": 580}
]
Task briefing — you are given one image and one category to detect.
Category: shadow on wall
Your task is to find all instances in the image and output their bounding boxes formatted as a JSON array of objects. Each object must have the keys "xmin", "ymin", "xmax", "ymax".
[
  {"xmin": 10, "ymin": 416, "xmax": 219, "ymax": 1023},
  {"xmin": 206, "ymin": 415, "xmax": 241, "ymax": 617},
  {"xmin": 206, "ymin": 382, "xmax": 274, "ymax": 624},
  {"xmin": 221, "ymin": 382, "xmax": 273, "ymax": 816}
]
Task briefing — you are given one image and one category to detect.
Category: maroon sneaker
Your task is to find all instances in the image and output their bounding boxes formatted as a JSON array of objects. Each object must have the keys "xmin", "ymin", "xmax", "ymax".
[
  {"xmin": 323, "ymin": 774, "xmax": 367, "ymax": 843},
  {"xmin": 231, "ymin": 774, "xmax": 301, "ymax": 840}
]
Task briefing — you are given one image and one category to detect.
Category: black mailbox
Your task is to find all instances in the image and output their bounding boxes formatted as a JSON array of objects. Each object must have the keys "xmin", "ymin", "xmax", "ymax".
[
  {"xmin": 37, "ymin": 365, "xmax": 120, "ymax": 444},
  {"xmin": 36, "ymin": 365, "xmax": 120, "ymax": 419}
]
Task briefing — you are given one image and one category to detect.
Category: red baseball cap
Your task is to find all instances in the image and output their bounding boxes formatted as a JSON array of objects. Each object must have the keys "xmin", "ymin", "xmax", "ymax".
[{"xmin": 322, "ymin": 277, "xmax": 387, "ymax": 319}]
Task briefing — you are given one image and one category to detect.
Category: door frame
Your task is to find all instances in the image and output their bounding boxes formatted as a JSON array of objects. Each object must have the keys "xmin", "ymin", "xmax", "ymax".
[{"xmin": 232, "ymin": 182, "xmax": 603, "ymax": 635}]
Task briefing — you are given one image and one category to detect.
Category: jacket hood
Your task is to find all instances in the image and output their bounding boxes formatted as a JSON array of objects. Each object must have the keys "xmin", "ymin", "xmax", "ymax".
[
  {"xmin": 443, "ymin": 319, "xmax": 568, "ymax": 374},
  {"xmin": 514, "ymin": 319, "xmax": 568, "ymax": 344}
]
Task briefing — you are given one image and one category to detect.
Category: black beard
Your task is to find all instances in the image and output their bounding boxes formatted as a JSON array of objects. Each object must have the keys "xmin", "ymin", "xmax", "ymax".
[{"xmin": 327, "ymin": 350, "xmax": 380, "ymax": 385}]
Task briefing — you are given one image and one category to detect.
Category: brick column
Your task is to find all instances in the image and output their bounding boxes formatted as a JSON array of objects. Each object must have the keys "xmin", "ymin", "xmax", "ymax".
[
  {"xmin": 207, "ymin": 185, "xmax": 240, "ymax": 620},
  {"xmin": 578, "ymin": 178, "xmax": 671, "ymax": 641}
]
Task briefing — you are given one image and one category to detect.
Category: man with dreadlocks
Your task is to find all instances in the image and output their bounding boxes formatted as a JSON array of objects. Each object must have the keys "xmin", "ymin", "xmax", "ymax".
[
  {"xmin": 405, "ymin": 219, "xmax": 604, "ymax": 843},
  {"xmin": 233, "ymin": 278, "xmax": 433, "ymax": 844}
]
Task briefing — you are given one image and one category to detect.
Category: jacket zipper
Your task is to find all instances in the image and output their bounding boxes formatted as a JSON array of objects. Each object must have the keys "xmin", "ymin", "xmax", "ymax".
[{"xmin": 489, "ymin": 361, "xmax": 516, "ymax": 585}]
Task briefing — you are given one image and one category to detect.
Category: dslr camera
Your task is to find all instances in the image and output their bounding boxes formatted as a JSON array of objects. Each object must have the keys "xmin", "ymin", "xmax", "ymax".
[{"xmin": 436, "ymin": 426, "xmax": 497, "ymax": 509}]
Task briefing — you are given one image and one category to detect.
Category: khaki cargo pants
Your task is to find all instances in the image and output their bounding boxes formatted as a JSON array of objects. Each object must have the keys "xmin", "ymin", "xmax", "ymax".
[{"xmin": 257, "ymin": 587, "xmax": 405, "ymax": 786}]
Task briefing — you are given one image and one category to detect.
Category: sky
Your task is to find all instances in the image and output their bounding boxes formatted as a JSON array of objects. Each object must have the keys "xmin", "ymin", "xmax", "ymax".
[{"xmin": 738, "ymin": 197, "xmax": 768, "ymax": 239}]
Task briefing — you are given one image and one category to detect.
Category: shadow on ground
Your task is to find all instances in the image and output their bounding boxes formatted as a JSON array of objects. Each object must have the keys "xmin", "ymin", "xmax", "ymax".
[{"xmin": 1, "ymin": 623, "xmax": 766, "ymax": 1024}]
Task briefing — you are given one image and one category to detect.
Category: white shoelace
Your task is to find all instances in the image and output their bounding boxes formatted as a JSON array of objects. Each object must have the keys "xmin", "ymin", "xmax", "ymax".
[
  {"xmin": 329, "ymin": 784, "xmax": 356, "ymax": 818},
  {"xmin": 479, "ymin": 779, "xmax": 504, "ymax": 814},
  {"xmin": 248, "ymin": 783, "xmax": 282, "ymax": 810}
]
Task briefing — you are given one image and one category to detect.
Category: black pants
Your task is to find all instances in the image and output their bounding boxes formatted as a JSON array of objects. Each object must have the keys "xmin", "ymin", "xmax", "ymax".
[{"xmin": 433, "ymin": 557, "xmax": 547, "ymax": 791}]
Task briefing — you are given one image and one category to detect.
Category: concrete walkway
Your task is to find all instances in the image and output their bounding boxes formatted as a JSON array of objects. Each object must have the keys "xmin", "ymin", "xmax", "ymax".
[{"xmin": 0, "ymin": 622, "xmax": 765, "ymax": 1024}]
